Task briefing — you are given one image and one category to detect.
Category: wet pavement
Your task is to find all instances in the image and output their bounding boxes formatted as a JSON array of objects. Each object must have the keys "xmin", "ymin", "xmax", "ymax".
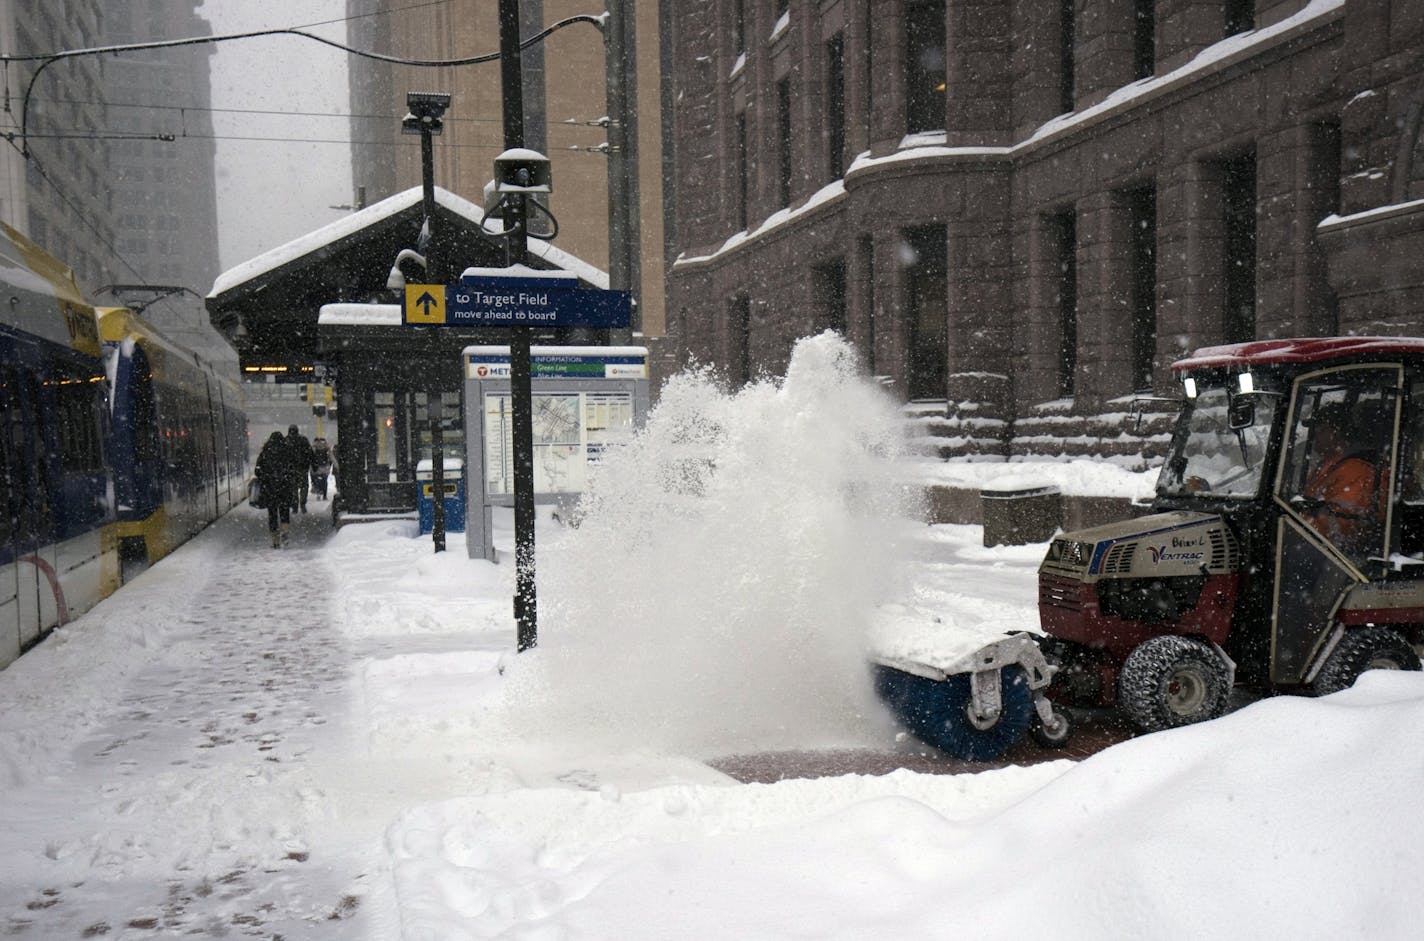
[{"xmin": 712, "ymin": 707, "xmax": 1142, "ymax": 782}]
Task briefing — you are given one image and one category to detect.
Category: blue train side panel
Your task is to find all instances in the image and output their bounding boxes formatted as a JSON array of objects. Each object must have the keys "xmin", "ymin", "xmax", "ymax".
[
  {"xmin": 0, "ymin": 222, "xmax": 118, "ymax": 669},
  {"xmin": 0, "ymin": 219, "xmax": 248, "ymax": 671}
]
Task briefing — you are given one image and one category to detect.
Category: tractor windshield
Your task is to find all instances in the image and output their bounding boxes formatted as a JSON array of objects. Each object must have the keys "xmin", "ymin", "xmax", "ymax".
[{"xmin": 1158, "ymin": 385, "xmax": 1279, "ymax": 499}]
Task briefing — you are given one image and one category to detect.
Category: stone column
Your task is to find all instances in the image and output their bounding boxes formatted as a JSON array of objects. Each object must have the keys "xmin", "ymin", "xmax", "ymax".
[
  {"xmin": 1257, "ymin": 123, "xmax": 1340, "ymax": 337},
  {"xmin": 868, "ymin": 0, "xmax": 908, "ymax": 151},
  {"xmin": 1074, "ymin": 189, "xmax": 1134, "ymax": 407},
  {"xmin": 1075, "ymin": 0, "xmax": 1138, "ymax": 108}
]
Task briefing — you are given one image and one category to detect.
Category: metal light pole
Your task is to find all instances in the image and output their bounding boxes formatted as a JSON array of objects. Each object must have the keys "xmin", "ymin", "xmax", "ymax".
[
  {"xmin": 403, "ymin": 92, "xmax": 452, "ymax": 552},
  {"xmin": 498, "ymin": 0, "xmax": 539, "ymax": 652}
]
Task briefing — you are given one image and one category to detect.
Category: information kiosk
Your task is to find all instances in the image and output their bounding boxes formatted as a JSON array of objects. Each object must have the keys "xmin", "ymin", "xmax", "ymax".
[{"xmin": 462, "ymin": 345, "xmax": 650, "ymax": 561}]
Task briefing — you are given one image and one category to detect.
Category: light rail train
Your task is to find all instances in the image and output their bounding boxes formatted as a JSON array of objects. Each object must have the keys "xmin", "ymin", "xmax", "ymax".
[{"xmin": 0, "ymin": 222, "xmax": 246, "ymax": 669}]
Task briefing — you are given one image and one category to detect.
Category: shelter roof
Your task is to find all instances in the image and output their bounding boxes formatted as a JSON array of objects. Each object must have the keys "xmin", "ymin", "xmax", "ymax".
[{"xmin": 205, "ymin": 186, "xmax": 607, "ymax": 370}]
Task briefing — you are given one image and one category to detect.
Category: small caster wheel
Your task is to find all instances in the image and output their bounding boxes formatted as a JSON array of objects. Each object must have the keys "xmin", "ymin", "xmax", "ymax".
[{"xmin": 1030, "ymin": 705, "xmax": 1073, "ymax": 749}]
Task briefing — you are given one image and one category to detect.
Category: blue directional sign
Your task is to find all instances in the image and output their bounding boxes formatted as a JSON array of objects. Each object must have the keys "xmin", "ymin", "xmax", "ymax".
[{"xmin": 401, "ymin": 267, "xmax": 632, "ymax": 329}]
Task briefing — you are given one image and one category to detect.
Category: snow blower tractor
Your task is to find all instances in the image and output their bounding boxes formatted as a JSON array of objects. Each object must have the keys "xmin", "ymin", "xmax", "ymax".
[{"xmin": 875, "ymin": 337, "xmax": 1424, "ymax": 760}]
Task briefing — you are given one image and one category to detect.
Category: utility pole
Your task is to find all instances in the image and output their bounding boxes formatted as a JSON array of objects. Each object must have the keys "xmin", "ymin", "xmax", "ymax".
[
  {"xmin": 605, "ymin": 0, "xmax": 642, "ymax": 343},
  {"xmin": 499, "ymin": 0, "xmax": 538, "ymax": 652}
]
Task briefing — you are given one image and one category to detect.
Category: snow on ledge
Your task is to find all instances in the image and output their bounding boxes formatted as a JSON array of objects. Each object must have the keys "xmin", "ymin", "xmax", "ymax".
[
  {"xmin": 1023, "ymin": 0, "xmax": 1344, "ymax": 149},
  {"xmin": 769, "ymin": 11, "xmax": 789, "ymax": 41},
  {"xmin": 318, "ymin": 303, "xmax": 402, "ymax": 326},
  {"xmin": 675, "ymin": 179, "xmax": 847, "ymax": 268},
  {"xmin": 1318, "ymin": 197, "xmax": 1424, "ymax": 230}
]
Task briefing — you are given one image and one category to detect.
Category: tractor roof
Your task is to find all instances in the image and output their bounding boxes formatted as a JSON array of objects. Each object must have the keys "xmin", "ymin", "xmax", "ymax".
[{"xmin": 1173, "ymin": 336, "xmax": 1424, "ymax": 372}]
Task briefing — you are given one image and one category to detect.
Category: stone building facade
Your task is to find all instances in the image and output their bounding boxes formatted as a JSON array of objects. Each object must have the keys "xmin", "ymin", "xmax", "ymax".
[{"xmin": 660, "ymin": 0, "xmax": 1424, "ymax": 461}]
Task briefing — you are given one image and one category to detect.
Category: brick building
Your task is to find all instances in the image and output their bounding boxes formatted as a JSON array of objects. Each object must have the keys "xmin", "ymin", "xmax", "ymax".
[{"xmin": 660, "ymin": 0, "xmax": 1424, "ymax": 460}]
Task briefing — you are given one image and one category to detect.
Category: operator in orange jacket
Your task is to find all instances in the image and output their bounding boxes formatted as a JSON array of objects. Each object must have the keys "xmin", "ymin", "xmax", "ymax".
[{"xmin": 1302, "ymin": 404, "xmax": 1384, "ymax": 555}]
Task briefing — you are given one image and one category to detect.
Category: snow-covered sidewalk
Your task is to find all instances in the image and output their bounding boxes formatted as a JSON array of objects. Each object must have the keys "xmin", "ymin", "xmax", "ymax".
[
  {"xmin": 5, "ymin": 503, "xmax": 1424, "ymax": 939},
  {"xmin": 0, "ymin": 504, "xmax": 375, "ymax": 936}
]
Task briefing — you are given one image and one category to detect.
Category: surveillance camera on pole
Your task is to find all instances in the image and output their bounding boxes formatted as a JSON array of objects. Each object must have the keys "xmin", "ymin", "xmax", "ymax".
[
  {"xmin": 488, "ymin": 150, "xmax": 557, "ymax": 241},
  {"xmin": 493, "ymin": 149, "xmax": 552, "ymax": 193}
]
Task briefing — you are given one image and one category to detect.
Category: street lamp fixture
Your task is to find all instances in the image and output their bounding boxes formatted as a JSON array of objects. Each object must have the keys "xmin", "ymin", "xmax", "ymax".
[
  {"xmin": 402, "ymin": 92, "xmax": 451, "ymax": 136},
  {"xmin": 385, "ymin": 248, "xmax": 428, "ymax": 291}
]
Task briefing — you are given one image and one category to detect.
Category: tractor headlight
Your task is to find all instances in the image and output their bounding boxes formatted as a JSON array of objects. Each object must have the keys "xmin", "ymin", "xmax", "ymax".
[{"xmin": 1048, "ymin": 538, "xmax": 1092, "ymax": 567}]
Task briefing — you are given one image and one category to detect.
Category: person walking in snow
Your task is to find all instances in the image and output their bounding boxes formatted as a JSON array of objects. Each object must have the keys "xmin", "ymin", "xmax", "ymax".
[
  {"xmin": 286, "ymin": 424, "xmax": 315, "ymax": 513},
  {"xmin": 310, "ymin": 436, "xmax": 333, "ymax": 501},
  {"xmin": 255, "ymin": 431, "xmax": 297, "ymax": 548}
]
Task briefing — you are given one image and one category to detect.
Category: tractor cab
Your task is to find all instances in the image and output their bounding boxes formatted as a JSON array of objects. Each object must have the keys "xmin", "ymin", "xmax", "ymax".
[{"xmin": 1150, "ymin": 338, "xmax": 1424, "ymax": 694}]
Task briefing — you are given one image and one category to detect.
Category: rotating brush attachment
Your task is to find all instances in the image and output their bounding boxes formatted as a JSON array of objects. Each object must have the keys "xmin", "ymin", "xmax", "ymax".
[{"xmin": 873, "ymin": 664, "xmax": 1034, "ymax": 761}]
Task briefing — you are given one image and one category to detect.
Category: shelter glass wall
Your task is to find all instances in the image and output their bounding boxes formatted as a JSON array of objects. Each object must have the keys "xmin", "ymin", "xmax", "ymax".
[{"xmin": 333, "ymin": 348, "xmax": 465, "ymax": 516}]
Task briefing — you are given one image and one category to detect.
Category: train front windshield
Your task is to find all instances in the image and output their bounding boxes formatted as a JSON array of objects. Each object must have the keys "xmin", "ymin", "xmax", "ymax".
[{"xmin": 1157, "ymin": 380, "xmax": 1280, "ymax": 499}]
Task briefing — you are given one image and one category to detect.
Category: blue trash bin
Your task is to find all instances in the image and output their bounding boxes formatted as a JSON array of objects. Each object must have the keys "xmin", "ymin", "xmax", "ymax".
[{"xmin": 417, "ymin": 458, "xmax": 466, "ymax": 535}]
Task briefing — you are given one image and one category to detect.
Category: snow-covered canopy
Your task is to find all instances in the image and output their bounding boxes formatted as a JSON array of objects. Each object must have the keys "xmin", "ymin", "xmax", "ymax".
[{"xmin": 205, "ymin": 185, "xmax": 609, "ymax": 368}]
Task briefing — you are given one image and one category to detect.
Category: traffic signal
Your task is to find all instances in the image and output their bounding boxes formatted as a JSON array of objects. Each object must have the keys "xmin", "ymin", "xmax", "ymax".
[{"xmin": 299, "ymin": 383, "xmax": 310, "ymax": 402}]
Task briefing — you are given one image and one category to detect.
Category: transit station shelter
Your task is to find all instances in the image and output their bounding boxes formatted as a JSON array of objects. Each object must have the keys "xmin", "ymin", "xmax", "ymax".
[{"xmin": 206, "ymin": 186, "xmax": 611, "ymax": 518}]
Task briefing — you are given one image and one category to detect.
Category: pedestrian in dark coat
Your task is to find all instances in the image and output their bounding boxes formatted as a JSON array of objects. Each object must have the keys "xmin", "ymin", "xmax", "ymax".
[
  {"xmin": 310, "ymin": 436, "xmax": 333, "ymax": 500},
  {"xmin": 286, "ymin": 424, "xmax": 315, "ymax": 513},
  {"xmin": 254, "ymin": 431, "xmax": 296, "ymax": 548}
]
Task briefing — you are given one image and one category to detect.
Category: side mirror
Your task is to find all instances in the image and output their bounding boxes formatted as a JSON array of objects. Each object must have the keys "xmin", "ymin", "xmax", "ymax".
[{"xmin": 1228, "ymin": 396, "xmax": 1256, "ymax": 430}]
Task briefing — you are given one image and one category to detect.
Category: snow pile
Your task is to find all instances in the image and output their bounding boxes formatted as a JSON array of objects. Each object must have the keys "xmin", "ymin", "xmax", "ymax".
[
  {"xmin": 388, "ymin": 672, "xmax": 1424, "ymax": 939},
  {"xmin": 904, "ymin": 456, "xmax": 1157, "ymax": 499}
]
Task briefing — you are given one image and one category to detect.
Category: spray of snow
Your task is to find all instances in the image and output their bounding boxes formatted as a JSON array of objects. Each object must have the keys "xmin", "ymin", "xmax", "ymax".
[{"xmin": 504, "ymin": 332, "xmax": 920, "ymax": 754}]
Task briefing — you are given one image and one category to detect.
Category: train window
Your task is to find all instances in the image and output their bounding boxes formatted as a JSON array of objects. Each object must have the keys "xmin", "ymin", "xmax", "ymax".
[
  {"xmin": 0, "ymin": 366, "xmax": 15, "ymax": 544},
  {"xmin": 9, "ymin": 371, "xmax": 48, "ymax": 538},
  {"xmin": 51, "ymin": 358, "xmax": 104, "ymax": 473},
  {"xmin": 132, "ymin": 359, "xmax": 159, "ymax": 466}
]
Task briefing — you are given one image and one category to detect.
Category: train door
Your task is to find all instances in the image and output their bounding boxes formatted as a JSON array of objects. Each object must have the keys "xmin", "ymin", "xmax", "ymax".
[
  {"xmin": 1, "ymin": 363, "xmax": 57, "ymax": 659},
  {"xmin": 205, "ymin": 378, "xmax": 225, "ymax": 517},
  {"xmin": 0, "ymin": 362, "xmax": 23, "ymax": 666},
  {"xmin": 1270, "ymin": 364, "xmax": 1402, "ymax": 685}
]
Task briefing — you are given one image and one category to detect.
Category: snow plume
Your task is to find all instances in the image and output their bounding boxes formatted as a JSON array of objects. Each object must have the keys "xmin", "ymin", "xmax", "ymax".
[{"xmin": 512, "ymin": 331, "xmax": 920, "ymax": 755}]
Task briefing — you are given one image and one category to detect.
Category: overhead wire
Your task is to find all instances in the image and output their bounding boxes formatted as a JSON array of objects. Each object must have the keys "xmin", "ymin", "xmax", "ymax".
[
  {"xmin": 4, "ymin": 13, "xmax": 605, "ymax": 155},
  {"xmin": 22, "ymin": 95, "xmax": 611, "ymax": 140},
  {"xmin": 2, "ymin": 136, "xmax": 151, "ymax": 287},
  {"xmin": 0, "ymin": 4, "xmax": 608, "ymax": 290}
]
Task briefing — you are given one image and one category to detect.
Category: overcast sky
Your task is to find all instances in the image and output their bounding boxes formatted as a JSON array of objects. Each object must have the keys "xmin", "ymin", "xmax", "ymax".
[{"xmin": 199, "ymin": 0, "xmax": 355, "ymax": 274}]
